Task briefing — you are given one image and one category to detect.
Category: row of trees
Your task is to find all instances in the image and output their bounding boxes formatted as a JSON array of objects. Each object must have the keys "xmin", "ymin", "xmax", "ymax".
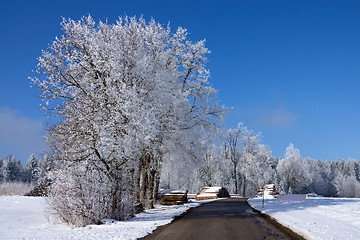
[
  {"xmin": 0, "ymin": 154, "xmax": 52, "ymax": 185},
  {"xmin": 31, "ymin": 15, "xmax": 225, "ymax": 226},
  {"xmin": 167, "ymin": 123, "xmax": 360, "ymax": 198}
]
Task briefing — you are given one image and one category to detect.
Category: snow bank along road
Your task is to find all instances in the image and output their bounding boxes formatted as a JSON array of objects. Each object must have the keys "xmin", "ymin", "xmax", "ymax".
[
  {"xmin": 0, "ymin": 196, "xmax": 203, "ymax": 240},
  {"xmin": 4, "ymin": 196, "xmax": 358, "ymax": 239},
  {"xmin": 143, "ymin": 198, "xmax": 303, "ymax": 240},
  {"xmin": 249, "ymin": 197, "xmax": 360, "ymax": 240}
]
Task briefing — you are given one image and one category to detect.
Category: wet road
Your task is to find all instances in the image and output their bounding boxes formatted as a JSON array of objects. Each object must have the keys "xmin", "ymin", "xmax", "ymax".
[{"xmin": 142, "ymin": 198, "xmax": 304, "ymax": 240}]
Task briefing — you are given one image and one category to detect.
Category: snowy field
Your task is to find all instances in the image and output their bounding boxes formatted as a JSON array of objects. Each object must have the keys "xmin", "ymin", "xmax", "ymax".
[
  {"xmin": 0, "ymin": 196, "xmax": 206, "ymax": 240},
  {"xmin": 249, "ymin": 197, "xmax": 360, "ymax": 240}
]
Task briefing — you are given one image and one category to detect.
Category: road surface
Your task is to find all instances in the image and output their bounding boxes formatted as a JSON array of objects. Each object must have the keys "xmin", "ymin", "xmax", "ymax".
[{"xmin": 142, "ymin": 198, "xmax": 304, "ymax": 240}]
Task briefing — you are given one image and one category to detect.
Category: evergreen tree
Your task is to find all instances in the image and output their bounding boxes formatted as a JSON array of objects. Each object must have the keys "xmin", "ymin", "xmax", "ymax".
[
  {"xmin": 25, "ymin": 154, "xmax": 39, "ymax": 183},
  {"xmin": 37, "ymin": 154, "xmax": 54, "ymax": 185},
  {"xmin": 0, "ymin": 157, "xmax": 4, "ymax": 182},
  {"xmin": 1, "ymin": 154, "xmax": 21, "ymax": 182}
]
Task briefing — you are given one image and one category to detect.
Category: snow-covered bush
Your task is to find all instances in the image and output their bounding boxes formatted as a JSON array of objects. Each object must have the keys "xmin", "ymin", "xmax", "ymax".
[{"xmin": 47, "ymin": 162, "xmax": 135, "ymax": 226}]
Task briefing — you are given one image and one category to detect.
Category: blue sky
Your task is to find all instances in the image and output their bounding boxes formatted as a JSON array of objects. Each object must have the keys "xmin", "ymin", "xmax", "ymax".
[{"xmin": 1, "ymin": 0, "xmax": 359, "ymax": 162}]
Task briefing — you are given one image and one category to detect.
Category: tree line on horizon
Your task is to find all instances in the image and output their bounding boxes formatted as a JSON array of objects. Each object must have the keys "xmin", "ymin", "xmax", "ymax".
[
  {"xmin": 0, "ymin": 154, "xmax": 53, "ymax": 186},
  {"xmin": 2, "ymin": 128, "xmax": 359, "ymax": 200},
  {"xmin": 175, "ymin": 123, "xmax": 360, "ymax": 199},
  {"xmin": 29, "ymin": 15, "xmax": 360, "ymax": 227}
]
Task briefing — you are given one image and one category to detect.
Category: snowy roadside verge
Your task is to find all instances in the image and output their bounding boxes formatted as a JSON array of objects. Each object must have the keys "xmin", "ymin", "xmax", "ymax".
[
  {"xmin": 0, "ymin": 196, "xmax": 212, "ymax": 240},
  {"xmin": 248, "ymin": 197, "xmax": 360, "ymax": 240}
]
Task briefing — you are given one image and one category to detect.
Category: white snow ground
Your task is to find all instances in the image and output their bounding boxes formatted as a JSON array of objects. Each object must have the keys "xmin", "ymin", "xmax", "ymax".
[
  {"xmin": 3, "ymin": 195, "xmax": 360, "ymax": 240},
  {"xmin": 248, "ymin": 197, "xmax": 360, "ymax": 240},
  {"xmin": 0, "ymin": 196, "xmax": 207, "ymax": 240}
]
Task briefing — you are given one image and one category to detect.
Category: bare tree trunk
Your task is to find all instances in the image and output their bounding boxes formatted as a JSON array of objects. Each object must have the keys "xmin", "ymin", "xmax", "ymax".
[
  {"xmin": 134, "ymin": 167, "xmax": 141, "ymax": 203},
  {"xmin": 152, "ymin": 151, "xmax": 162, "ymax": 203},
  {"xmin": 233, "ymin": 163, "xmax": 238, "ymax": 194},
  {"xmin": 153, "ymin": 170, "xmax": 161, "ymax": 201},
  {"xmin": 167, "ymin": 173, "xmax": 170, "ymax": 189},
  {"xmin": 138, "ymin": 151, "xmax": 162, "ymax": 209},
  {"xmin": 148, "ymin": 153, "xmax": 162, "ymax": 208},
  {"xmin": 147, "ymin": 169, "xmax": 155, "ymax": 208},
  {"xmin": 140, "ymin": 153, "xmax": 150, "ymax": 205},
  {"xmin": 242, "ymin": 175, "xmax": 246, "ymax": 197},
  {"xmin": 110, "ymin": 167, "xmax": 122, "ymax": 220}
]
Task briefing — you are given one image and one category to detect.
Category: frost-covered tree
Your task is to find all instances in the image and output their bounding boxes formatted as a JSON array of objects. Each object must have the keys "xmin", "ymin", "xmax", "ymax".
[
  {"xmin": 224, "ymin": 124, "xmax": 242, "ymax": 194},
  {"xmin": 223, "ymin": 123, "xmax": 274, "ymax": 196},
  {"xmin": 24, "ymin": 154, "xmax": 39, "ymax": 183},
  {"xmin": 37, "ymin": 154, "xmax": 54, "ymax": 185},
  {"xmin": 31, "ymin": 15, "xmax": 224, "ymax": 226},
  {"xmin": 329, "ymin": 159, "xmax": 360, "ymax": 198},
  {"xmin": 276, "ymin": 144, "xmax": 310, "ymax": 194},
  {"xmin": 1, "ymin": 154, "xmax": 21, "ymax": 182},
  {"xmin": 242, "ymin": 144, "xmax": 276, "ymax": 196},
  {"xmin": 159, "ymin": 129, "xmax": 223, "ymax": 192},
  {"xmin": 187, "ymin": 144, "xmax": 232, "ymax": 192},
  {"xmin": 0, "ymin": 157, "xmax": 3, "ymax": 182},
  {"xmin": 304, "ymin": 159, "xmax": 336, "ymax": 197},
  {"xmin": 333, "ymin": 174, "xmax": 360, "ymax": 198},
  {"xmin": 237, "ymin": 124, "xmax": 261, "ymax": 197},
  {"xmin": 202, "ymin": 145, "xmax": 225, "ymax": 187}
]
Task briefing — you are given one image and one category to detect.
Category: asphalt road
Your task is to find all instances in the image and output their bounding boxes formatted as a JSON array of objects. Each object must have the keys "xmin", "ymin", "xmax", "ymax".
[{"xmin": 142, "ymin": 198, "xmax": 304, "ymax": 240}]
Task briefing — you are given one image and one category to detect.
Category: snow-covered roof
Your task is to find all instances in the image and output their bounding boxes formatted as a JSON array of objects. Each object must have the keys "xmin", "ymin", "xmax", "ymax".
[
  {"xmin": 201, "ymin": 187, "xmax": 223, "ymax": 193},
  {"xmin": 196, "ymin": 193, "xmax": 218, "ymax": 197}
]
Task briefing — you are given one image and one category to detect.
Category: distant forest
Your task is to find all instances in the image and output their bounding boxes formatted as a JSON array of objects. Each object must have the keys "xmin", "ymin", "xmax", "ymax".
[
  {"xmin": 1, "ymin": 143, "xmax": 360, "ymax": 200},
  {"xmin": 0, "ymin": 154, "xmax": 53, "ymax": 185},
  {"xmin": 181, "ymin": 137, "xmax": 360, "ymax": 199}
]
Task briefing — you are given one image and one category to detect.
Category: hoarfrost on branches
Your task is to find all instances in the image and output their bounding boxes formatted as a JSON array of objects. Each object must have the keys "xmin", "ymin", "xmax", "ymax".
[
  {"xmin": 29, "ymin": 15, "xmax": 360, "ymax": 228},
  {"xmin": 31, "ymin": 15, "xmax": 225, "ymax": 226},
  {"xmin": 276, "ymin": 144, "xmax": 311, "ymax": 194}
]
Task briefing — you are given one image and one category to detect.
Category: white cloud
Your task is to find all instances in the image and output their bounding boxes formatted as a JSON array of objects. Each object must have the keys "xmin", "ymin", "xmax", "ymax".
[
  {"xmin": 255, "ymin": 107, "xmax": 298, "ymax": 128},
  {"xmin": 0, "ymin": 107, "xmax": 46, "ymax": 161}
]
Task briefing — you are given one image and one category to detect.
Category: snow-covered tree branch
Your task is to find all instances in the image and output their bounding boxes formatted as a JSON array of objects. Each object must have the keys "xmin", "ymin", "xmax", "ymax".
[{"xmin": 31, "ymin": 15, "xmax": 226, "ymax": 226}]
